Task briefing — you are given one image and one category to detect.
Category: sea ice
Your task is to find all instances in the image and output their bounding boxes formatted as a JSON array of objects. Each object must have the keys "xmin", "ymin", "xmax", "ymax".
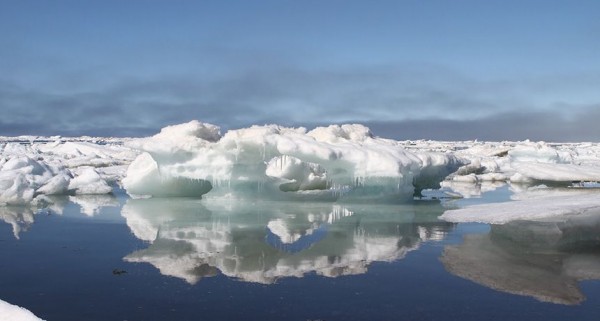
[{"xmin": 440, "ymin": 191, "xmax": 600, "ymax": 224}]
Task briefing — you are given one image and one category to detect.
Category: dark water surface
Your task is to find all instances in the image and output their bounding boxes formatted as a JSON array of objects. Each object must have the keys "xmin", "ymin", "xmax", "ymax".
[{"xmin": 1, "ymin": 189, "xmax": 600, "ymax": 320}]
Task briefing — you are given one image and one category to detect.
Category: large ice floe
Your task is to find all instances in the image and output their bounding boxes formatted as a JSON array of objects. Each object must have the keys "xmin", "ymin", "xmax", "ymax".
[
  {"xmin": 440, "ymin": 188, "xmax": 600, "ymax": 224},
  {"xmin": 122, "ymin": 121, "xmax": 464, "ymax": 202}
]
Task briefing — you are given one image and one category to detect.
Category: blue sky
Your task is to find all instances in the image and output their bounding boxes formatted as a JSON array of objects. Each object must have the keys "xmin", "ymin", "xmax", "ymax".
[{"xmin": 1, "ymin": 0, "xmax": 600, "ymax": 141}]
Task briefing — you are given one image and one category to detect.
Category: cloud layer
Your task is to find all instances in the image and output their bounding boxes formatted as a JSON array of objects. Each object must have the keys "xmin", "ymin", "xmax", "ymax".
[{"xmin": 1, "ymin": 64, "xmax": 599, "ymax": 142}]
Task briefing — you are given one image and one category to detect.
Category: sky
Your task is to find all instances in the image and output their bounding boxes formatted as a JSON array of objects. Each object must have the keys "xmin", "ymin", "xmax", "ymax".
[{"xmin": 1, "ymin": 0, "xmax": 600, "ymax": 141}]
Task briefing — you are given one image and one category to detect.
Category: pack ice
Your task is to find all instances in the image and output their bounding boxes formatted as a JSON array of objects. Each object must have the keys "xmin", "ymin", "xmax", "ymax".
[
  {"xmin": 122, "ymin": 121, "xmax": 464, "ymax": 202},
  {"xmin": 0, "ymin": 138, "xmax": 136, "ymax": 205}
]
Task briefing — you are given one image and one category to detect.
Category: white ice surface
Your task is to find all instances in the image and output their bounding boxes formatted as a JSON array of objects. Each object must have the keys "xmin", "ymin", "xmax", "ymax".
[
  {"xmin": 440, "ymin": 192, "xmax": 600, "ymax": 224},
  {"xmin": 0, "ymin": 299, "xmax": 44, "ymax": 321}
]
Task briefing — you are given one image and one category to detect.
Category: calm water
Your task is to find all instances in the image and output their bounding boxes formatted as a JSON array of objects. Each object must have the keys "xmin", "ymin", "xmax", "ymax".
[{"xmin": 1, "ymin": 187, "xmax": 600, "ymax": 320}]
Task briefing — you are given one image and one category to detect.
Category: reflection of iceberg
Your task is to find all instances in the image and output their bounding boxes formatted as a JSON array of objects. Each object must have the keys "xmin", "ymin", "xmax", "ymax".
[
  {"xmin": 122, "ymin": 198, "xmax": 454, "ymax": 284},
  {"xmin": 441, "ymin": 212, "xmax": 600, "ymax": 305}
]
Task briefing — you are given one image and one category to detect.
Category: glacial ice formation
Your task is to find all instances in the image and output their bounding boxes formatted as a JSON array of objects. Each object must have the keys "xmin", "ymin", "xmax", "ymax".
[{"xmin": 122, "ymin": 121, "xmax": 464, "ymax": 202}]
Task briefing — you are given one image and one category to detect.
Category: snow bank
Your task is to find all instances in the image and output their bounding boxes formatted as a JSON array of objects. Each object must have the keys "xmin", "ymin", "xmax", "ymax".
[
  {"xmin": 123, "ymin": 121, "xmax": 463, "ymax": 202},
  {"xmin": 0, "ymin": 299, "xmax": 44, "ymax": 321}
]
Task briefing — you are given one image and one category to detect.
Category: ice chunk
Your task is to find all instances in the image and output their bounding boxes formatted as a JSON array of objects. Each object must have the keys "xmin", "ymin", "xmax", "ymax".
[
  {"xmin": 123, "ymin": 121, "xmax": 464, "ymax": 202},
  {"xmin": 511, "ymin": 162, "xmax": 600, "ymax": 183},
  {"xmin": 508, "ymin": 141, "xmax": 570, "ymax": 164},
  {"xmin": 67, "ymin": 167, "xmax": 112, "ymax": 195},
  {"xmin": 122, "ymin": 153, "xmax": 212, "ymax": 197},
  {"xmin": 265, "ymin": 155, "xmax": 327, "ymax": 191},
  {"xmin": 36, "ymin": 173, "xmax": 71, "ymax": 195},
  {"xmin": 0, "ymin": 174, "xmax": 35, "ymax": 205},
  {"xmin": 0, "ymin": 299, "xmax": 44, "ymax": 321}
]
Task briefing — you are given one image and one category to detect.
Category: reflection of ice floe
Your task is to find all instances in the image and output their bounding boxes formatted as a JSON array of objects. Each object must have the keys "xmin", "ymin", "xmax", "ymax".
[
  {"xmin": 441, "ymin": 214, "xmax": 600, "ymax": 305},
  {"xmin": 0, "ymin": 206, "xmax": 36, "ymax": 239},
  {"xmin": 68, "ymin": 194, "xmax": 120, "ymax": 216},
  {"xmin": 0, "ymin": 194, "xmax": 120, "ymax": 238},
  {"xmin": 0, "ymin": 195, "xmax": 70, "ymax": 239},
  {"xmin": 122, "ymin": 198, "xmax": 454, "ymax": 284}
]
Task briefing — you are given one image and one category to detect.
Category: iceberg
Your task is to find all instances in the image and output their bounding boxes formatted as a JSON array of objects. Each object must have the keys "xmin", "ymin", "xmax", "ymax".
[{"xmin": 122, "ymin": 121, "xmax": 464, "ymax": 202}]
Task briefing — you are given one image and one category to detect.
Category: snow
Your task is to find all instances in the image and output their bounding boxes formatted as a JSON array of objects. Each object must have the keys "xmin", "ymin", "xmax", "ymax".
[{"xmin": 0, "ymin": 299, "xmax": 44, "ymax": 321}]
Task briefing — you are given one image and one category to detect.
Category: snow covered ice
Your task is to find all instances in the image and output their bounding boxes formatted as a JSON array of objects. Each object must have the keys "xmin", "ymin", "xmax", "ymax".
[{"xmin": 0, "ymin": 137, "xmax": 136, "ymax": 205}]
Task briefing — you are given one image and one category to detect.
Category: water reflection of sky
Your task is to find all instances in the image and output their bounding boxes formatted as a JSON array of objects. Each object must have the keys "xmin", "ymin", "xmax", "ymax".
[{"xmin": 2, "ymin": 189, "xmax": 600, "ymax": 320}]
